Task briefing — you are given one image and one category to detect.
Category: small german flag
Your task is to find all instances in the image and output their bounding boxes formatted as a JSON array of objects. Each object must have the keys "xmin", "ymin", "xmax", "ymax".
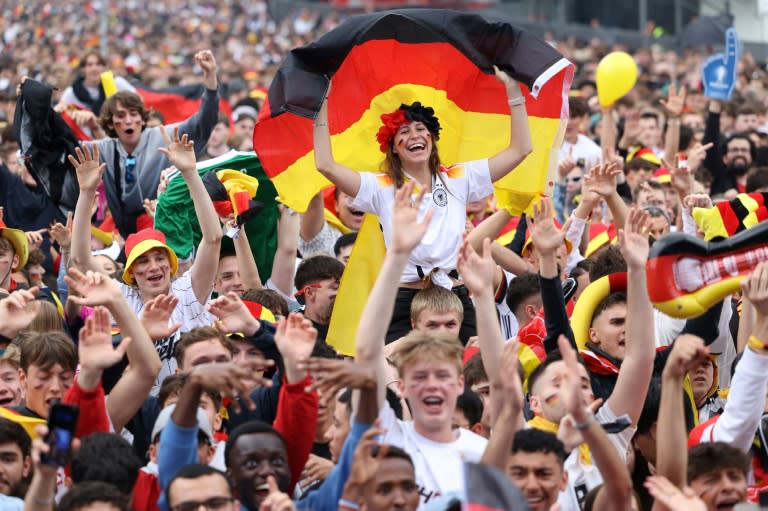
[
  {"xmin": 135, "ymin": 84, "xmax": 232, "ymax": 124},
  {"xmin": 253, "ymin": 9, "xmax": 573, "ymax": 216},
  {"xmin": 693, "ymin": 192, "xmax": 768, "ymax": 241}
]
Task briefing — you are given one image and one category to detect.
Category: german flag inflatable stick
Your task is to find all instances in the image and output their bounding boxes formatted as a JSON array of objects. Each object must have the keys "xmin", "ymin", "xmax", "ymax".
[
  {"xmin": 253, "ymin": 9, "xmax": 573, "ymax": 216},
  {"xmin": 693, "ymin": 192, "xmax": 768, "ymax": 241},
  {"xmin": 646, "ymin": 220, "xmax": 768, "ymax": 318}
]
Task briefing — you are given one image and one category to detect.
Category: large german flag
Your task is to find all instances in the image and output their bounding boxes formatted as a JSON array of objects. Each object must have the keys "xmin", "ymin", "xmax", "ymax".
[{"xmin": 253, "ymin": 9, "xmax": 573, "ymax": 216}]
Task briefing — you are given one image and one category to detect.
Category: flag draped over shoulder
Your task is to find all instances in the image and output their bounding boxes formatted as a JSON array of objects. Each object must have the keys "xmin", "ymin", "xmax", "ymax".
[
  {"xmin": 135, "ymin": 84, "xmax": 232, "ymax": 124},
  {"xmin": 154, "ymin": 151, "xmax": 279, "ymax": 281},
  {"xmin": 253, "ymin": 8, "xmax": 573, "ymax": 215}
]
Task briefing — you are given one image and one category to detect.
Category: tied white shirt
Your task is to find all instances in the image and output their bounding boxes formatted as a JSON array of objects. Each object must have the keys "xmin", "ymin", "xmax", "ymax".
[{"xmin": 350, "ymin": 160, "xmax": 494, "ymax": 288}]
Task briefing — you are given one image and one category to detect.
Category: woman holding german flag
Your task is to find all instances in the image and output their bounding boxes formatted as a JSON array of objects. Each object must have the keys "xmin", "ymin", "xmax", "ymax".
[{"xmin": 313, "ymin": 69, "xmax": 532, "ymax": 344}]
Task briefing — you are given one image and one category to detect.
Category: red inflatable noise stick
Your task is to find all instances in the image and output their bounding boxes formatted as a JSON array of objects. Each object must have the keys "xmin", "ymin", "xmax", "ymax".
[{"xmin": 647, "ymin": 220, "xmax": 768, "ymax": 318}]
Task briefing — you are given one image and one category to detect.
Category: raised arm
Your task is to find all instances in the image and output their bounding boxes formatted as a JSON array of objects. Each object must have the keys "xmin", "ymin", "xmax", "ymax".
[
  {"xmin": 65, "ymin": 268, "xmax": 162, "ymax": 432},
  {"xmin": 661, "ymin": 84, "xmax": 686, "ymax": 165},
  {"xmin": 353, "ymin": 182, "xmax": 434, "ymax": 411},
  {"xmin": 456, "ymin": 238, "xmax": 505, "ymax": 387},
  {"xmin": 605, "ymin": 207, "xmax": 655, "ymax": 423},
  {"xmin": 583, "ymin": 161, "xmax": 628, "ymax": 230},
  {"xmin": 487, "ymin": 67, "xmax": 533, "ymax": 182},
  {"xmin": 466, "ymin": 209, "xmax": 531, "ymax": 276},
  {"xmin": 158, "ymin": 127, "xmax": 223, "ymax": 304},
  {"xmin": 233, "ymin": 226, "xmax": 263, "ymax": 291},
  {"xmin": 313, "ymin": 86, "xmax": 361, "ymax": 198},
  {"xmin": 530, "ymin": 197, "xmax": 575, "ymax": 352},
  {"xmin": 657, "ymin": 334, "xmax": 710, "ymax": 488},
  {"xmin": 175, "ymin": 50, "xmax": 219, "ymax": 156},
  {"xmin": 300, "ymin": 192, "xmax": 327, "ymax": 243},
  {"xmin": 270, "ymin": 205, "xmax": 300, "ymax": 296},
  {"xmin": 480, "ymin": 340, "xmax": 524, "ymax": 471},
  {"xmin": 67, "ymin": 145, "xmax": 104, "ymax": 274}
]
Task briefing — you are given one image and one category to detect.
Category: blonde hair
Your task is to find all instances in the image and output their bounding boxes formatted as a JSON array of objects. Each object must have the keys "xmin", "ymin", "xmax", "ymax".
[
  {"xmin": 27, "ymin": 301, "xmax": 63, "ymax": 333},
  {"xmin": 390, "ymin": 330, "xmax": 463, "ymax": 378},
  {"xmin": 410, "ymin": 287, "xmax": 464, "ymax": 324},
  {"xmin": 0, "ymin": 344, "xmax": 21, "ymax": 369}
]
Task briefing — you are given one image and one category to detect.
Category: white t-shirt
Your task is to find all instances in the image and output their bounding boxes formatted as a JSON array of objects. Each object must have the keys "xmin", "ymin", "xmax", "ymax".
[
  {"xmin": 497, "ymin": 271, "xmax": 519, "ymax": 340},
  {"xmin": 378, "ymin": 404, "xmax": 488, "ymax": 510},
  {"xmin": 559, "ymin": 134, "xmax": 602, "ymax": 170},
  {"xmin": 118, "ymin": 270, "xmax": 214, "ymax": 394},
  {"xmin": 556, "ymin": 403, "xmax": 637, "ymax": 511},
  {"xmin": 350, "ymin": 160, "xmax": 494, "ymax": 288}
]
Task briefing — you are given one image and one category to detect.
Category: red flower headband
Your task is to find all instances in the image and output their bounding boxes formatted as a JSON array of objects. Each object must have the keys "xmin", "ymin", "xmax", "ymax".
[{"xmin": 376, "ymin": 109, "xmax": 408, "ymax": 153}]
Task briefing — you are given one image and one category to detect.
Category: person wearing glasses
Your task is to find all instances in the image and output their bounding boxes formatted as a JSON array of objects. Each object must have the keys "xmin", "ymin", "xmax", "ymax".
[
  {"xmin": 91, "ymin": 50, "xmax": 220, "ymax": 238},
  {"xmin": 166, "ymin": 465, "xmax": 240, "ymax": 511}
]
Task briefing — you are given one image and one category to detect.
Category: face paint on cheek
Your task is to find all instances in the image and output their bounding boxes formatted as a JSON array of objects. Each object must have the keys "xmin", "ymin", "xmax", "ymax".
[{"xmin": 545, "ymin": 394, "xmax": 560, "ymax": 406}]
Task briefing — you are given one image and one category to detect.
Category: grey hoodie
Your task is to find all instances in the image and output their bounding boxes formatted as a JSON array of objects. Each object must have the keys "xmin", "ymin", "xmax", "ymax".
[{"xmin": 92, "ymin": 88, "xmax": 219, "ymax": 236}]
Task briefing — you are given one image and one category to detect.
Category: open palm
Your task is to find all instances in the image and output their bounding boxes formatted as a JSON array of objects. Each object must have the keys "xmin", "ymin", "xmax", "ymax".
[
  {"xmin": 158, "ymin": 126, "xmax": 196, "ymax": 173},
  {"xmin": 391, "ymin": 181, "xmax": 434, "ymax": 255},
  {"xmin": 79, "ymin": 307, "xmax": 132, "ymax": 371},
  {"xmin": 65, "ymin": 268, "xmax": 120, "ymax": 307}
]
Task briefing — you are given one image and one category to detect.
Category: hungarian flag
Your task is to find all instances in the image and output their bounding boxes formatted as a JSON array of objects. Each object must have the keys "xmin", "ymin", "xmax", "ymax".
[
  {"xmin": 253, "ymin": 8, "xmax": 573, "ymax": 216},
  {"xmin": 135, "ymin": 84, "xmax": 232, "ymax": 125},
  {"xmin": 154, "ymin": 151, "xmax": 279, "ymax": 281}
]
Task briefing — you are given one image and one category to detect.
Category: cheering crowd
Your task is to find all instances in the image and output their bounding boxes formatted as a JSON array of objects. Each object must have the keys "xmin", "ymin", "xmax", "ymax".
[{"xmin": 3, "ymin": 2, "xmax": 768, "ymax": 511}]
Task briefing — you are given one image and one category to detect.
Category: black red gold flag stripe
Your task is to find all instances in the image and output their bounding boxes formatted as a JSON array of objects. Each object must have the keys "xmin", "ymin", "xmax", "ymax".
[
  {"xmin": 253, "ymin": 8, "xmax": 573, "ymax": 215},
  {"xmin": 135, "ymin": 84, "xmax": 232, "ymax": 124}
]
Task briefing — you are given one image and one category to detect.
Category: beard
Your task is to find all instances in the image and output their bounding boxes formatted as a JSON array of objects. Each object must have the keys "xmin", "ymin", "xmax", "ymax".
[{"xmin": 729, "ymin": 159, "xmax": 750, "ymax": 176}]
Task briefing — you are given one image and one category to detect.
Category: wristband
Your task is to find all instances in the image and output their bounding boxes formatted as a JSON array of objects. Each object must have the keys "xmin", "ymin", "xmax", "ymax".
[
  {"xmin": 339, "ymin": 498, "xmax": 360, "ymax": 510},
  {"xmin": 508, "ymin": 96, "xmax": 526, "ymax": 108},
  {"xmin": 573, "ymin": 411, "xmax": 596, "ymax": 430},
  {"xmin": 314, "ymin": 122, "xmax": 328, "ymax": 128},
  {"xmin": 748, "ymin": 335, "xmax": 768, "ymax": 353}
]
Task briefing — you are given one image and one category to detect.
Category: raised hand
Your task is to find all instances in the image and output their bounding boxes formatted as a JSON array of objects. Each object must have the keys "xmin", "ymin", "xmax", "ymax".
[
  {"xmin": 583, "ymin": 161, "xmax": 621, "ymax": 199},
  {"xmin": 189, "ymin": 359, "xmax": 273, "ymax": 412},
  {"xmin": 25, "ymin": 229, "xmax": 47, "ymax": 251},
  {"xmin": 298, "ymin": 357, "xmax": 376, "ymax": 396},
  {"xmin": 456, "ymin": 237, "xmax": 495, "ymax": 297},
  {"xmin": 497, "ymin": 338, "xmax": 523, "ymax": 413},
  {"xmin": 493, "ymin": 65, "xmax": 522, "ymax": 95},
  {"xmin": 258, "ymin": 475, "xmax": 296, "ymax": 511},
  {"xmin": 49, "ymin": 212, "xmax": 73, "ymax": 250},
  {"xmin": 343, "ymin": 422, "xmax": 389, "ymax": 496},
  {"xmin": 557, "ymin": 146, "xmax": 577, "ymax": 180},
  {"xmin": 68, "ymin": 145, "xmax": 105, "ymax": 191},
  {"xmin": 158, "ymin": 126, "xmax": 196, "ymax": 175},
  {"xmin": 662, "ymin": 334, "xmax": 710, "ymax": 380},
  {"xmin": 207, "ymin": 292, "xmax": 261, "ymax": 337},
  {"xmin": 660, "ymin": 83, "xmax": 687, "ymax": 119},
  {"xmin": 644, "ymin": 476, "xmax": 707, "ymax": 511},
  {"xmin": 140, "ymin": 294, "xmax": 182, "ymax": 340},
  {"xmin": 0, "ymin": 287, "xmax": 40, "ymax": 339},
  {"xmin": 275, "ymin": 313, "xmax": 318, "ymax": 383},
  {"xmin": 194, "ymin": 50, "xmax": 217, "ymax": 76},
  {"xmin": 529, "ymin": 197, "xmax": 567, "ymax": 256},
  {"xmin": 79, "ymin": 306, "xmax": 132, "ymax": 372},
  {"xmin": 685, "ymin": 142, "xmax": 713, "ymax": 173},
  {"xmin": 302, "ymin": 454, "xmax": 335, "ymax": 484},
  {"xmin": 391, "ymin": 181, "xmax": 434, "ymax": 255},
  {"xmin": 65, "ymin": 267, "xmax": 121, "ymax": 307},
  {"xmin": 742, "ymin": 262, "xmax": 768, "ymax": 320},
  {"xmin": 662, "ymin": 157, "xmax": 693, "ymax": 197},
  {"xmin": 621, "ymin": 109, "xmax": 642, "ymax": 146},
  {"xmin": 618, "ymin": 206, "xmax": 651, "ymax": 268}
]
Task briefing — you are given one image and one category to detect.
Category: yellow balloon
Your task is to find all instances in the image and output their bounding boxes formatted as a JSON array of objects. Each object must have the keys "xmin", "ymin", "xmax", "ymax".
[{"xmin": 596, "ymin": 52, "xmax": 638, "ymax": 107}]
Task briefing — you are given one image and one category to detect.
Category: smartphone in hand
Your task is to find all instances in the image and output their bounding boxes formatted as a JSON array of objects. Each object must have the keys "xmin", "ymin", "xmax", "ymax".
[{"xmin": 41, "ymin": 403, "xmax": 78, "ymax": 467}]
